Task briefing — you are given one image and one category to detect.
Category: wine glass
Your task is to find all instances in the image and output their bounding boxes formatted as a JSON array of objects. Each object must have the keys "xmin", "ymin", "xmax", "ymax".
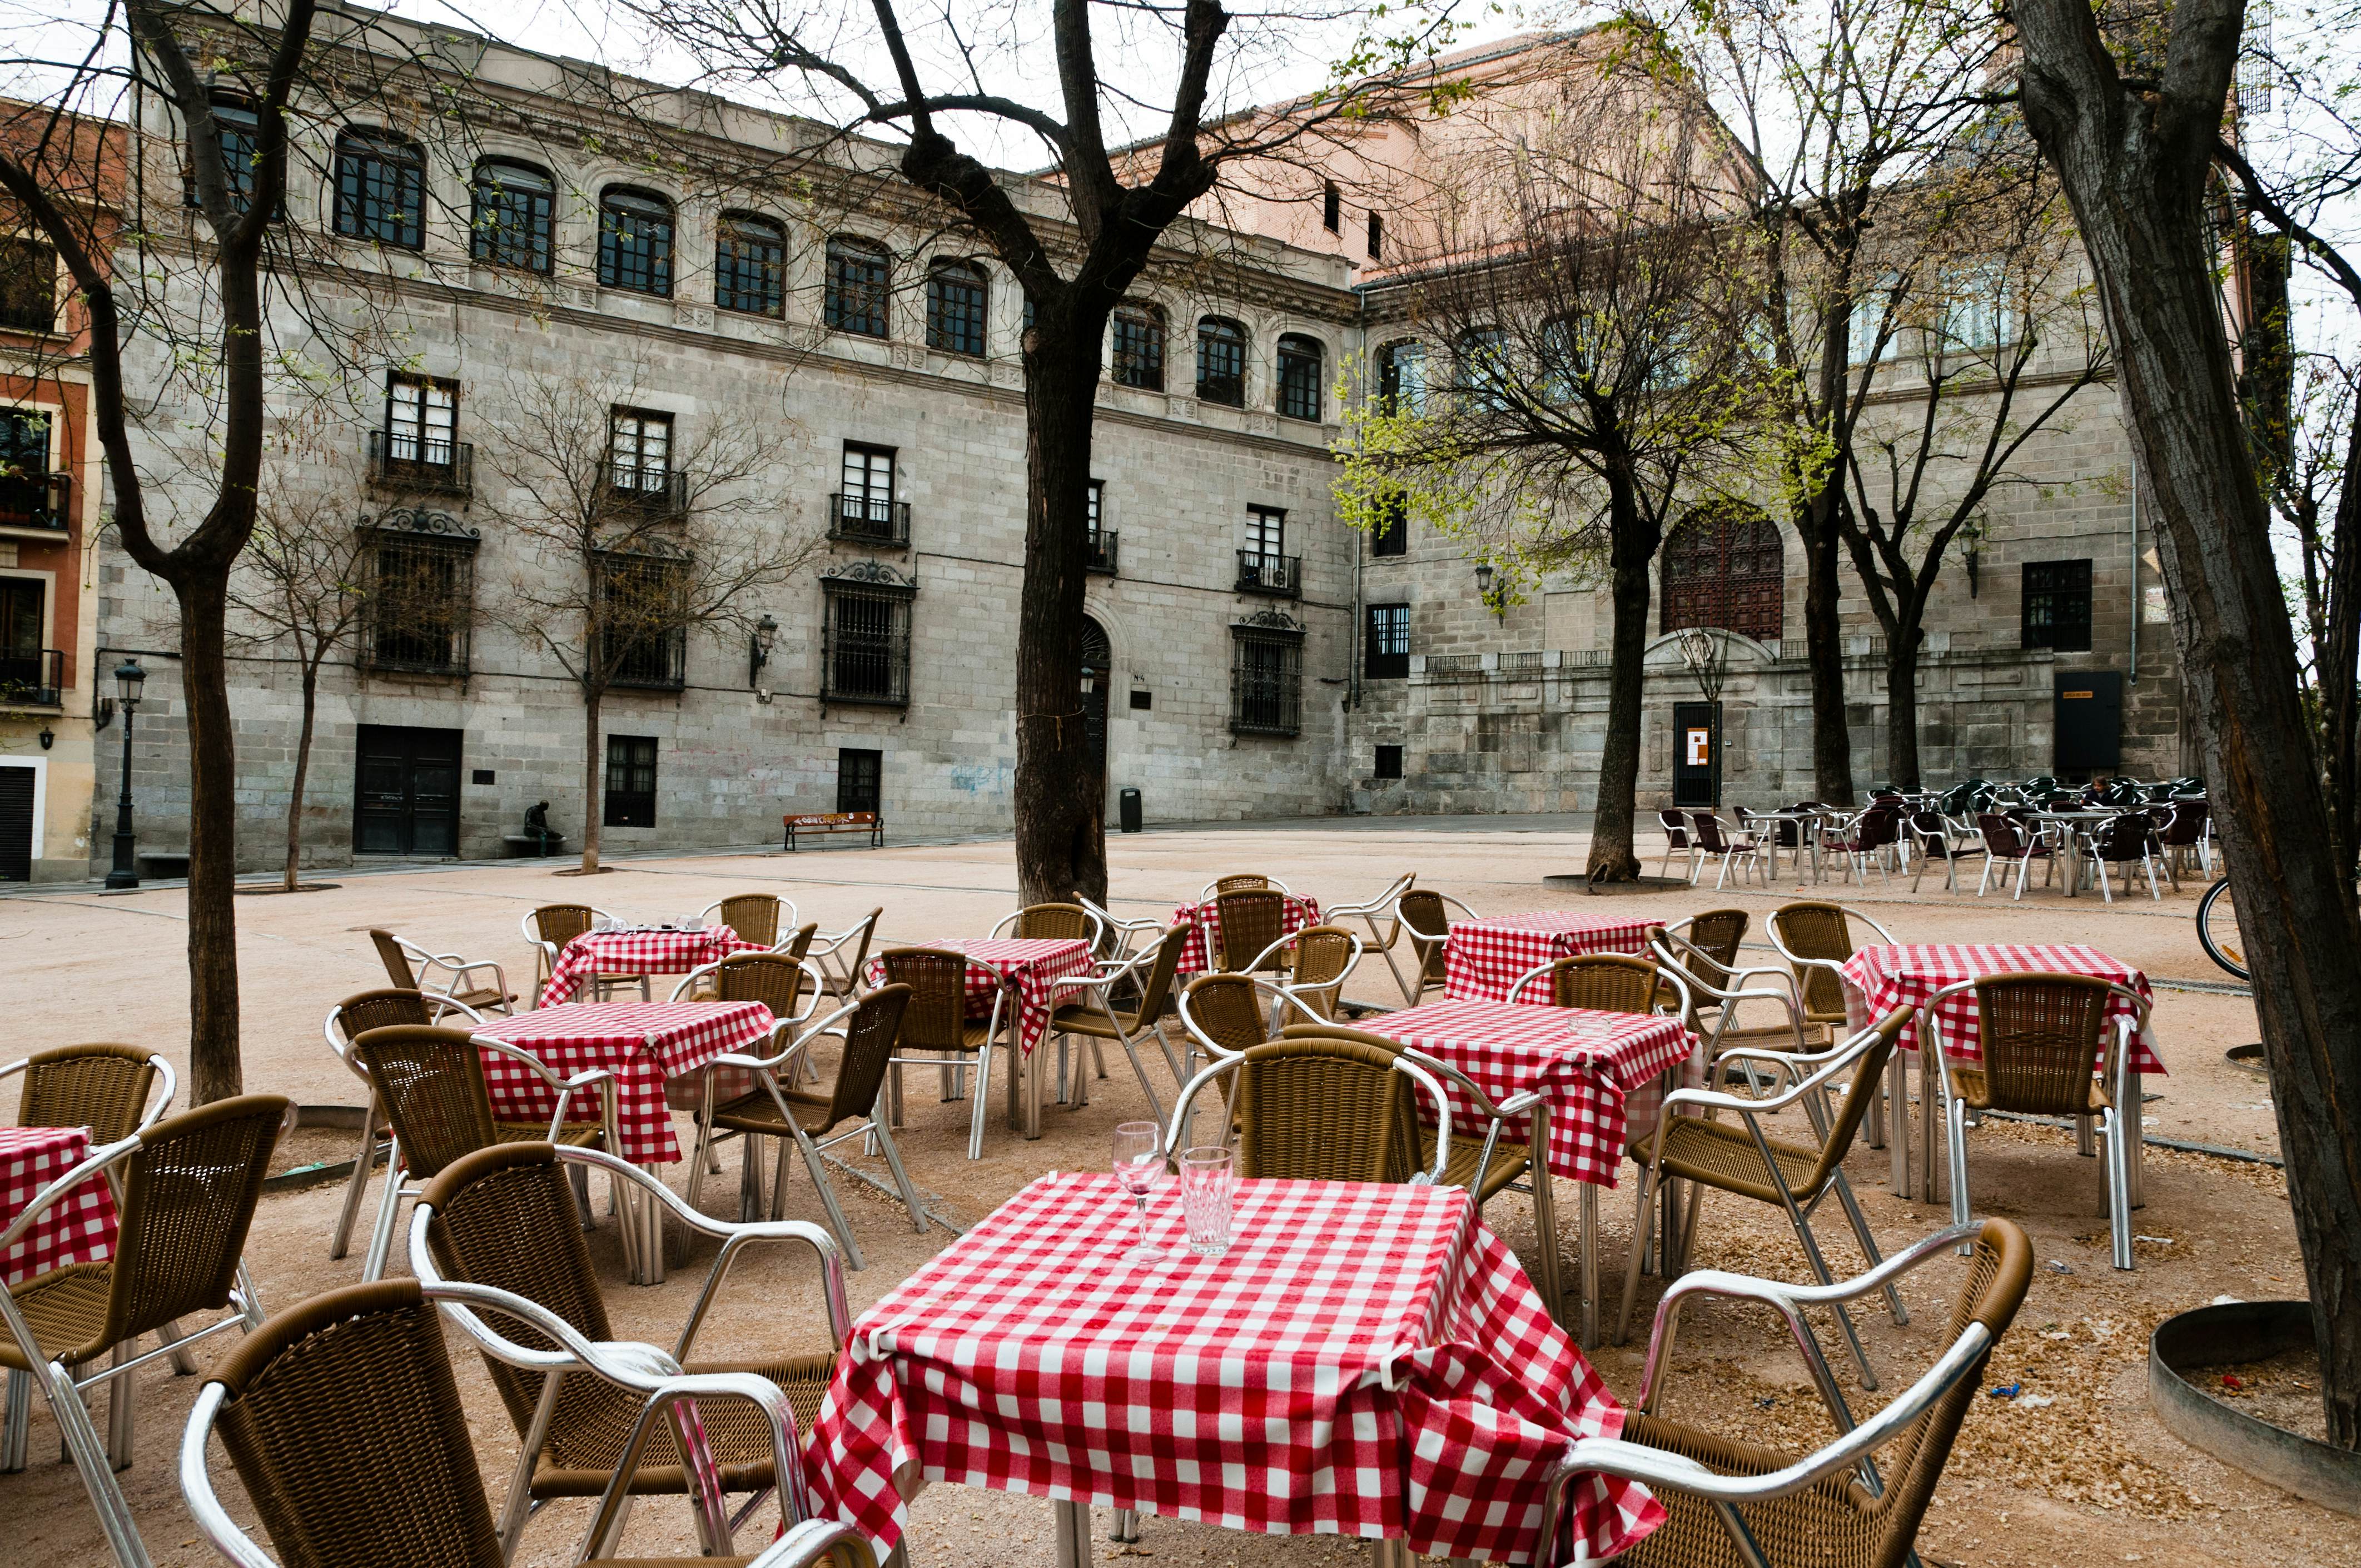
[{"xmin": 1111, "ymin": 1121, "xmax": 1166, "ymax": 1263}]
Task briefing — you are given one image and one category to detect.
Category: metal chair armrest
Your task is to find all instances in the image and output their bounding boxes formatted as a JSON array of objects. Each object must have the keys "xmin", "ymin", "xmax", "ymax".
[
  {"xmin": 1324, "ymin": 873, "xmax": 1415, "ymax": 922},
  {"xmin": 180, "ymin": 1383, "xmax": 284, "ymax": 1568},
  {"xmin": 750, "ymin": 1520, "xmax": 874, "ymax": 1568}
]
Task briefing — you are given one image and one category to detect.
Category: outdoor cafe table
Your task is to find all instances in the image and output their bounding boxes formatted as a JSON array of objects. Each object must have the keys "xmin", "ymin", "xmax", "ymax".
[
  {"xmin": 2023, "ymin": 809, "xmax": 2120, "ymax": 897},
  {"xmin": 539, "ymin": 925, "xmax": 766, "ymax": 1007},
  {"xmin": 1443, "ymin": 911, "xmax": 1663, "ymax": 1002},
  {"xmin": 805, "ymin": 1172, "xmax": 1664, "ymax": 1568},
  {"xmin": 473, "ymin": 999, "xmax": 774, "ymax": 1283},
  {"xmin": 1, "ymin": 1126, "xmax": 118, "ymax": 1290},
  {"xmin": 862, "ymin": 937, "xmax": 1099, "ymax": 1138},
  {"xmin": 1169, "ymin": 892, "xmax": 1323, "ymax": 971},
  {"xmin": 1838, "ymin": 942, "xmax": 2164, "ymax": 1204},
  {"xmin": 1363, "ymin": 998, "xmax": 1698, "ymax": 1348}
]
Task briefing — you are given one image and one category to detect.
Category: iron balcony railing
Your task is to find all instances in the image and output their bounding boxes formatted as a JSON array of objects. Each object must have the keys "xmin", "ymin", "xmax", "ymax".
[
  {"xmin": 0, "ymin": 648, "xmax": 63, "ymax": 707},
  {"xmin": 366, "ymin": 431, "xmax": 475, "ymax": 499},
  {"xmin": 1087, "ymin": 530, "xmax": 1119, "ymax": 575},
  {"xmin": 828, "ymin": 492, "xmax": 912, "ymax": 548},
  {"xmin": 606, "ymin": 625, "xmax": 689, "ymax": 690},
  {"xmin": 609, "ymin": 469, "xmax": 690, "ymax": 516},
  {"xmin": 1235, "ymin": 550, "xmax": 1301, "ymax": 598},
  {"xmin": 0, "ymin": 470, "xmax": 70, "ymax": 531}
]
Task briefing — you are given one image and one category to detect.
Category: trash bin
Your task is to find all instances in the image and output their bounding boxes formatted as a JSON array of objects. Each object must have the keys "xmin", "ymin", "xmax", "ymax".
[{"xmin": 1118, "ymin": 788, "xmax": 1143, "ymax": 834}]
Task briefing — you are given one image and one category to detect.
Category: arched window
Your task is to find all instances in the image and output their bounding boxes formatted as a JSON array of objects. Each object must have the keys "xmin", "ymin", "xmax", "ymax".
[
  {"xmin": 470, "ymin": 160, "xmax": 553, "ymax": 273},
  {"xmin": 925, "ymin": 260, "xmax": 987, "ymax": 355},
  {"xmin": 1377, "ymin": 339, "xmax": 1426, "ymax": 415},
  {"xmin": 598, "ymin": 187, "xmax": 674, "ymax": 296},
  {"xmin": 1111, "ymin": 302, "xmax": 1166, "ymax": 390},
  {"xmin": 334, "ymin": 128, "xmax": 425, "ymax": 250},
  {"xmin": 826, "ymin": 236, "xmax": 891, "ymax": 338},
  {"xmin": 717, "ymin": 212, "xmax": 786, "ymax": 317},
  {"xmin": 1661, "ymin": 504, "xmax": 1783, "ymax": 640},
  {"xmin": 1196, "ymin": 316, "xmax": 1246, "ymax": 405},
  {"xmin": 185, "ymin": 97, "xmax": 262, "ymax": 215},
  {"xmin": 1276, "ymin": 333, "xmax": 1324, "ymax": 422}
]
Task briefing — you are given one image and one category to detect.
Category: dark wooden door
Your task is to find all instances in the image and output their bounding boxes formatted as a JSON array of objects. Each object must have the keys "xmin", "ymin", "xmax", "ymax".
[
  {"xmin": 1672, "ymin": 701, "xmax": 1720, "ymax": 808},
  {"xmin": 354, "ymin": 725, "xmax": 461, "ymax": 855},
  {"xmin": 1080, "ymin": 618, "xmax": 1110, "ymax": 786},
  {"xmin": 2053, "ymin": 671, "xmax": 2123, "ymax": 779},
  {"xmin": 0, "ymin": 764, "xmax": 32, "ymax": 880}
]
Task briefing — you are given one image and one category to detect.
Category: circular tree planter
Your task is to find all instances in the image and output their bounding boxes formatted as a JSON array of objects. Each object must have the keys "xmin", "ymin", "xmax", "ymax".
[{"xmin": 2150, "ymin": 1300, "xmax": 2361, "ymax": 1516}]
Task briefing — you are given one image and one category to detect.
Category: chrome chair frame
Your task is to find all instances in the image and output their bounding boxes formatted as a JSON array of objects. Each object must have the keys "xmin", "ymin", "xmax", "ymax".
[
  {"xmin": 806, "ymin": 908, "xmax": 883, "ymax": 999},
  {"xmin": 1246, "ymin": 924, "xmax": 1366, "ymax": 1028},
  {"xmin": 1381, "ymin": 889, "xmax": 1477, "ymax": 1006},
  {"xmin": 672, "ymin": 956, "xmax": 828, "ymax": 1200},
  {"xmin": 1043, "ymin": 927, "xmax": 1191, "ymax": 1124},
  {"xmin": 0, "ymin": 1049, "xmax": 176, "ymax": 1133},
  {"xmin": 380, "ymin": 930, "xmax": 516, "ymax": 1016},
  {"xmin": 697, "ymin": 894, "xmax": 802, "ymax": 942},
  {"xmin": 323, "ymin": 994, "xmax": 484, "ymax": 1266},
  {"xmin": 521, "ymin": 907, "xmax": 622, "ymax": 997}
]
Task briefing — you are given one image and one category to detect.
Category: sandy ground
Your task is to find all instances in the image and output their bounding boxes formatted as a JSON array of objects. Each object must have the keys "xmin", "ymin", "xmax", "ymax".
[{"xmin": 1, "ymin": 817, "xmax": 2349, "ymax": 1567}]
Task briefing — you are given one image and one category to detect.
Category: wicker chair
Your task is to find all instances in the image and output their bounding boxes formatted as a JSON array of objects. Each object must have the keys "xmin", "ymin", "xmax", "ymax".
[
  {"xmin": 322, "ymin": 988, "xmax": 462, "ymax": 1264},
  {"xmin": 1766, "ymin": 902, "xmax": 1895, "ymax": 1040},
  {"xmin": 1167, "ymin": 1037, "xmax": 1450, "ymax": 1186},
  {"xmin": 877, "ymin": 947, "xmax": 1007, "ymax": 1161},
  {"xmin": 1276, "ymin": 1023, "xmax": 1534, "ymax": 1212},
  {"xmin": 688, "ymin": 985, "xmax": 923, "ymax": 1269},
  {"xmin": 1617, "ymin": 1007, "xmax": 1917, "ymax": 1388},
  {"xmin": 370, "ymin": 928, "xmax": 516, "ymax": 1016},
  {"xmin": 699, "ymin": 893, "xmax": 795, "ymax": 948},
  {"xmin": 989, "ymin": 901, "xmax": 1106, "ymax": 947},
  {"xmin": 1384, "ymin": 888, "xmax": 1475, "ymax": 1005},
  {"xmin": 1245, "ymin": 923, "xmax": 1365, "ymax": 1025},
  {"xmin": 521, "ymin": 904, "xmax": 613, "ymax": 998},
  {"xmin": 1211, "ymin": 888, "xmax": 1290, "ymax": 973},
  {"xmin": 1196, "ymin": 871, "xmax": 1293, "ymax": 900},
  {"xmin": 414, "ymin": 1142, "xmax": 854, "ymax": 1562},
  {"xmin": 346, "ymin": 1024, "xmax": 613, "ymax": 1283},
  {"xmin": 808, "ymin": 907, "xmax": 883, "ymax": 1000},
  {"xmin": 178, "ymin": 1275, "xmax": 871, "ymax": 1568},
  {"xmin": 1, "ymin": 1094, "xmax": 285, "ymax": 1566},
  {"xmin": 1, "ymin": 1042, "xmax": 174, "ymax": 1143},
  {"xmin": 1171, "ymin": 972, "xmax": 1294, "ymax": 1146},
  {"xmin": 1924, "ymin": 974, "xmax": 2144, "ymax": 1270},
  {"xmin": 778, "ymin": 921, "xmax": 819, "ymax": 963},
  {"xmin": 1507, "ymin": 952, "xmax": 1665, "ymax": 1013},
  {"xmin": 1047, "ymin": 924, "xmax": 1195, "ymax": 1125},
  {"xmin": 1543, "ymin": 1219, "xmax": 2032, "ymax": 1568}
]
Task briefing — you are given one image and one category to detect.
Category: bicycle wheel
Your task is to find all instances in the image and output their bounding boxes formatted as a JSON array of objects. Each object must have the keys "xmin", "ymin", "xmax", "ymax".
[{"xmin": 2198, "ymin": 876, "xmax": 2248, "ymax": 981}]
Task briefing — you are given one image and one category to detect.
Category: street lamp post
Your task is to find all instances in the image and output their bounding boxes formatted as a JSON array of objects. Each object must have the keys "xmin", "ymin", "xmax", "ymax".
[{"xmin": 103, "ymin": 658, "xmax": 145, "ymax": 890}]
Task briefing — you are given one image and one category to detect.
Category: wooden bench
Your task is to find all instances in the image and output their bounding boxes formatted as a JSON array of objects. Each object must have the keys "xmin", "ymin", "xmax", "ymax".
[{"xmin": 784, "ymin": 811, "xmax": 884, "ymax": 850}]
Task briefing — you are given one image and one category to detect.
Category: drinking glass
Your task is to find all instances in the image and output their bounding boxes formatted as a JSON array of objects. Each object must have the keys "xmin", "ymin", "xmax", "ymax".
[
  {"xmin": 1179, "ymin": 1146, "xmax": 1236, "ymax": 1257},
  {"xmin": 1111, "ymin": 1121, "xmax": 1166, "ymax": 1262}
]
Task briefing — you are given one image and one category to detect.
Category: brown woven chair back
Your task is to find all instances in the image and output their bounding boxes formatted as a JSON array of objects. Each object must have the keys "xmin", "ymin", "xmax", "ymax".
[
  {"xmin": 369, "ymin": 929, "xmax": 419, "ymax": 989},
  {"xmin": 714, "ymin": 952, "xmax": 812, "ymax": 1018},
  {"xmin": 1801, "ymin": 1008, "xmax": 1908, "ymax": 1195},
  {"xmin": 1626, "ymin": 1217, "xmax": 2030, "ymax": 1568},
  {"xmin": 780, "ymin": 922, "xmax": 819, "ymax": 963},
  {"xmin": 352, "ymin": 1025, "xmax": 499, "ymax": 1182},
  {"xmin": 1771, "ymin": 902, "xmax": 1855, "ymax": 1018},
  {"xmin": 1972, "ymin": 973, "xmax": 2113, "ymax": 1117},
  {"xmin": 1234, "ymin": 1038, "xmax": 1421, "ymax": 1184},
  {"xmin": 420, "ymin": 1143, "xmax": 620, "ymax": 1467},
  {"xmin": 717, "ymin": 894, "xmax": 782, "ymax": 947},
  {"xmin": 1683, "ymin": 910, "xmax": 1748, "ymax": 975},
  {"xmin": 105, "ymin": 1093, "xmax": 287, "ymax": 1347},
  {"xmin": 1550, "ymin": 954, "xmax": 1660, "ymax": 1014},
  {"xmin": 16, "ymin": 1043, "xmax": 160, "ymax": 1143},
  {"xmin": 818, "ymin": 985, "xmax": 914, "ymax": 1133},
  {"xmin": 1214, "ymin": 889, "xmax": 1289, "ymax": 972},
  {"xmin": 1287, "ymin": 926, "xmax": 1357, "ymax": 1017},
  {"xmin": 1010, "ymin": 903, "xmax": 1091, "ymax": 940},
  {"xmin": 879, "ymin": 947, "xmax": 974, "ymax": 1052},
  {"xmin": 1396, "ymin": 890, "xmax": 1452, "ymax": 985},
  {"xmin": 1180, "ymin": 973, "xmax": 1271, "ymax": 1057},
  {"xmin": 528, "ymin": 904, "xmax": 597, "ymax": 950},
  {"xmin": 1213, "ymin": 873, "xmax": 1271, "ymax": 895},
  {"xmin": 331, "ymin": 988, "xmax": 434, "ymax": 1048},
  {"xmin": 212, "ymin": 1278, "xmax": 508, "ymax": 1568},
  {"xmin": 1132, "ymin": 924, "xmax": 1194, "ymax": 1022},
  {"xmin": 1688, "ymin": 813, "xmax": 1729, "ymax": 854}
]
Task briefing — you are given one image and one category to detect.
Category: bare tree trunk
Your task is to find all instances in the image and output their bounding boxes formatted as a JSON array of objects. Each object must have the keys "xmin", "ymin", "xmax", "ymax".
[
  {"xmin": 178, "ymin": 578, "xmax": 242, "ymax": 1102},
  {"xmin": 2018, "ymin": 0, "xmax": 2361, "ymax": 1447},
  {"xmin": 1012, "ymin": 338, "xmax": 1107, "ymax": 908},
  {"xmin": 285, "ymin": 659, "xmax": 319, "ymax": 892},
  {"xmin": 1589, "ymin": 485, "xmax": 1656, "ymax": 882},
  {"xmin": 580, "ymin": 688, "xmax": 604, "ymax": 875},
  {"xmin": 1885, "ymin": 622, "xmax": 1923, "ymax": 792},
  {"xmin": 2324, "ymin": 417, "xmax": 2361, "ymax": 876},
  {"xmin": 1800, "ymin": 492, "xmax": 1856, "ymax": 803}
]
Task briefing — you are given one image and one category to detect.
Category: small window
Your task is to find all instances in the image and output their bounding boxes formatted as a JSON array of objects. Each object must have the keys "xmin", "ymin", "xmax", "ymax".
[
  {"xmin": 1245, "ymin": 504, "xmax": 1285, "ymax": 561},
  {"xmin": 1196, "ymin": 316, "xmax": 1246, "ymax": 406},
  {"xmin": 604, "ymin": 735, "xmax": 659, "ymax": 828},
  {"xmin": 1941, "ymin": 262, "xmax": 2012, "ymax": 348},
  {"xmin": 1378, "ymin": 340, "xmax": 1426, "ymax": 415},
  {"xmin": 1230, "ymin": 618, "xmax": 1304, "ymax": 737},
  {"xmin": 0, "ymin": 409, "xmax": 57, "ymax": 529},
  {"xmin": 470, "ymin": 160, "xmax": 553, "ymax": 273},
  {"xmin": 1457, "ymin": 327, "xmax": 1510, "ymax": 410},
  {"xmin": 2022, "ymin": 559, "xmax": 2093, "ymax": 652},
  {"xmin": 385, "ymin": 374, "xmax": 458, "ymax": 470},
  {"xmin": 1364, "ymin": 603, "xmax": 1410, "ymax": 680},
  {"xmin": 717, "ymin": 213, "xmax": 787, "ymax": 317},
  {"xmin": 0, "ymin": 237, "xmax": 56, "ymax": 332},
  {"xmin": 924, "ymin": 260, "xmax": 987, "ymax": 355},
  {"xmin": 1276, "ymin": 333, "xmax": 1323, "ymax": 421},
  {"xmin": 334, "ymin": 128, "xmax": 425, "ymax": 250},
  {"xmin": 826, "ymin": 237, "xmax": 891, "ymax": 338},
  {"xmin": 1111, "ymin": 303, "xmax": 1166, "ymax": 391},
  {"xmin": 188, "ymin": 98, "xmax": 262, "ymax": 214},
  {"xmin": 835, "ymin": 444, "xmax": 902, "ymax": 544},
  {"xmin": 837, "ymin": 748, "xmax": 883, "ymax": 814},
  {"xmin": 609, "ymin": 407, "xmax": 673, "ymax": 496},
  {"xmin": 599, "ymin": 188, "xmax": 674, "ymax": 297},
  {"xmin": 1366, "ymin": 210, "xmax": 1384, "ymax": 261},
  {"xmin": 1371, "ymin": 494, "xmax": 1408, "ymax": 557},
  {"xmin": 1374, "ymin": 744, "xmax": 1404, "ymax": 780},
  {"xmin": 1086, "ymin": 479, "xmax": 1104, "ymax": 540},
  {"xmin": 0, "ymin": 577, "xmax": 46, "ymax": 673},
  {"xmin": 1322, "ymin": 181, "xmax": 1341, "ymax": 233},
  {"xmin": 1850, "ymin": 275, "xmax": 1901, "ymax": 364}
]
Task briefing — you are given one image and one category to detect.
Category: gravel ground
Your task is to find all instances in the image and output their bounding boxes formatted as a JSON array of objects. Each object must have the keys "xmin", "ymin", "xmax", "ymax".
[{"xmin": 2, "ymin": 819, "xmax": 2349, "ymax": 1567}]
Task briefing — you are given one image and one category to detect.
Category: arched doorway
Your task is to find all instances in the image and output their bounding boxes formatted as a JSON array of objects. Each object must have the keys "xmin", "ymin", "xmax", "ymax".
[{"xmin": 1080, "ymin": 617, "xmax": 1111, "ymax": 788}]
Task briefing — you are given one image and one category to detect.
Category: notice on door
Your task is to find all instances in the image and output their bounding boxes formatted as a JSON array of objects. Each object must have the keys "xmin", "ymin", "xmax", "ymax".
[{"xmin": 1685, "ymin": 727, "xmax": 1712, "ymax": 766}]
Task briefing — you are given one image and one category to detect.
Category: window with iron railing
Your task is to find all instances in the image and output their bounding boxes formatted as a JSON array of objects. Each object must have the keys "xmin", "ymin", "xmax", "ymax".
[
  {"xmin": 1230, "ymin": 616, "xmax": 1304, "ymax": 737},
  {"xmin": 1086, "ymin": 480, "xmax": 1116, "ymax": 573},
  {"xmin": 1364, "ymin": 603, "xmax": 1409, "ymax": 679},
  {"xmin": 0, "ymin": 237, "xmax": 56, "ymax": 333},
  {"xmin": 361, "ymin": 513, "xmax": 478, "ymax": 675},
  {"xmin": 2022, "ymin": 559, "xmax": 2093, "ymax": 652},
  {"xmin": 0, "ymin": 578, "xmax": 58, "ymax": 705},
  {"xmin": 597, "ymin": 549, "xmax": 689, "ymax": 689},
  {"xmin": 821, "ymin": 566, "xmax": 916, "ymax": 706},
  {"xmin": 0, "ymin": 408, "xmax": 61, "ymax": 530},
  {"xmin": 832, "ymin": 443, "xmax": 907, "ymax": 545},
  {"xmin": 609, "ymin": 407, "xmax": 680, "ymax": 510}
]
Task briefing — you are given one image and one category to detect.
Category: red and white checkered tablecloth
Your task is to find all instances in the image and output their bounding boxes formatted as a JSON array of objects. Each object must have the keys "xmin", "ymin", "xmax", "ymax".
[
  {"xmin": 539, "ymin": 928, "xmax": 764, "ymax": 1008},
  {"xmin": 1839, "ymin": 944, "xmax": 2164, "ymax": 1074},
  {"xmin": 1171, "ymin": 894, "xmax": 1324, "ymax": 971},
  {"xmin": 473, "ymin": 1001, "xmax": 776, "ymax": 1163},
  {"xmin": 864, "ymin": 938, "xmax": 1098, "ymax": 1058},
  {"xmin": 1367, "ymin": 999, "xmax": 1697, "ymax": 1187},
  {"xmin": 1444, "ymin": 913, "xmax": 1664, "ymax": 1003},
  {"xmin": 806, "ymin": 1173, "xmax": 1661, "ymax": 1565},
  {"xmin": 2, "ymin": 1126, "xmax": 118, "ymax": 1289}
]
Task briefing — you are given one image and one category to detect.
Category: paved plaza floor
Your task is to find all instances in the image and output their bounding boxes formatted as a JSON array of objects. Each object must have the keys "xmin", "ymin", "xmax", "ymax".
[{"xmin": 3, "ymin": 818, "xmax": 2351, "ymax": 1566}]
